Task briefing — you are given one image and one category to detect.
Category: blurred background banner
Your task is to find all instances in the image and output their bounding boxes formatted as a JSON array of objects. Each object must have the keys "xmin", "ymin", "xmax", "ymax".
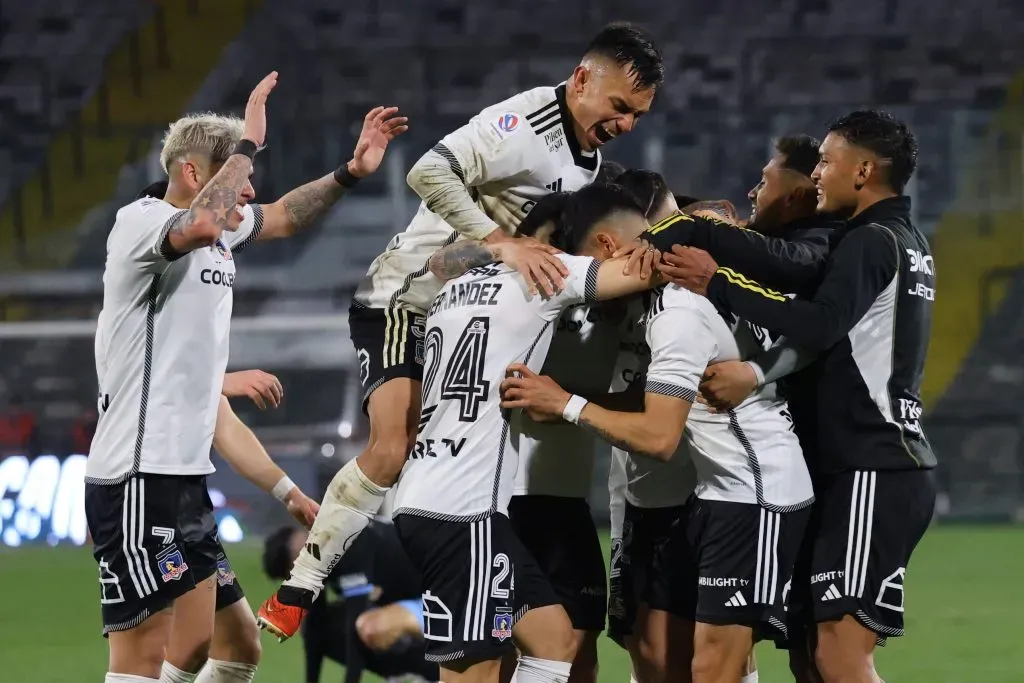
[{"xmin": 0, "ymin": 0, "xmax": 1022, "ymax": 552}]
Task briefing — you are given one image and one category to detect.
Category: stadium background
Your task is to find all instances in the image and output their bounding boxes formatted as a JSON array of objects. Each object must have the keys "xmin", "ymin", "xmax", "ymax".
[{"xmin": 0, "ymin": 1, "xmax": 1021, "ymax": 680}]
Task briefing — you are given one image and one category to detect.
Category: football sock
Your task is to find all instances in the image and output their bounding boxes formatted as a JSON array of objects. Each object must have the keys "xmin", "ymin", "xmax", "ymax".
[
  {"xmin": 105, "ymin": 675, "xmax": 160, "ymax": 683},
  {"xmin": 194, "ymin": 659, "xmax": 257, "ymax": 683},
  {"xmin": 741, "ymin": 671, "xmax": 759, "ymax": 683},
  {"xmin": 283, "ymin": 459, "xmax": 388, "ymax": 599},
  {"xmin": 514, "ymin": 656, "xmax": 572, "ymax": 683},
  {"xmin": 159, "ymin": 662, "xmax": 196, "ymax": 683},
  {"xmin": 630, "ymin": 675, "xmax": 641, "ymax": 683}
]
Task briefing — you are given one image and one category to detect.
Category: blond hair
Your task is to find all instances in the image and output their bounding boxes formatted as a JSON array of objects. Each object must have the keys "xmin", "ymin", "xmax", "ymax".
[{"xmin": 159, "ymin": 112, "xmax": 244, "ymax": 174}]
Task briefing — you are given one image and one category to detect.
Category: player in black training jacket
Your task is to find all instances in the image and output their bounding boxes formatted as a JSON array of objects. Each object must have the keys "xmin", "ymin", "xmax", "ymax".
[{"xmin": 655, "ymin": 112, "xmax": 936, "ymax": 683}]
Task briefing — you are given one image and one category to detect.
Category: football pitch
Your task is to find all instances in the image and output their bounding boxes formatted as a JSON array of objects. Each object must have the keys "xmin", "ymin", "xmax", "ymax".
[{"xmin": 1, "ymin": 525, "xmax": 1019, "ymax": 683}]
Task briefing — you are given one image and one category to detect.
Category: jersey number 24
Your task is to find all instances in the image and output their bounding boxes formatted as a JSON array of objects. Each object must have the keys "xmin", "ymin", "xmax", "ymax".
[{"xmin": 422, "ymin": 316, "xmax": 492, "ymax": 422}]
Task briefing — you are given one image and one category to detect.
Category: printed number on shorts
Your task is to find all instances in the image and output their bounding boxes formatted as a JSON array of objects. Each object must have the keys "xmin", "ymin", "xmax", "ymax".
[
  {"xmin": 422, "ymin": 317, "xmax": 492, "ymax": 422},
  {"xmin": 490, "ymin": 552, "xmax": 512, "ymax": 599}
]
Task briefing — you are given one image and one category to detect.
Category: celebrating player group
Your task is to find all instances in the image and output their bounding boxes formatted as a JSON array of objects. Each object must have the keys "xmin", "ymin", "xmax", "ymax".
[{"xmin": 87, "ymin": 19, "xmax": 937, "ymax": 683}]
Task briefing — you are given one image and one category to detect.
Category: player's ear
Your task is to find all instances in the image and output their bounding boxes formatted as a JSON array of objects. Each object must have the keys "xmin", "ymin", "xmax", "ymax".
[{"xmin": 571, "ymin": 64, "xmax": 589, "ymax": 93}]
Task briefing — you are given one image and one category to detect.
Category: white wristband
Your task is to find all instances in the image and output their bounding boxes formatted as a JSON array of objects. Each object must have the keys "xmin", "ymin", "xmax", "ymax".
[
  {"xmin": 271, "ymin": 475, "xmax": 296, "ymax": 502},
  {"xmin": 562, "ymin": 394, "xmax": 589, "ymax": 425}
]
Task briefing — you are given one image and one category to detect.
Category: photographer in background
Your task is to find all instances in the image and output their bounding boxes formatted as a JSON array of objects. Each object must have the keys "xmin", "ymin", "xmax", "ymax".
[{"xmin": 263, "ymin": 523, "xmax": 438, "ymax": 683}]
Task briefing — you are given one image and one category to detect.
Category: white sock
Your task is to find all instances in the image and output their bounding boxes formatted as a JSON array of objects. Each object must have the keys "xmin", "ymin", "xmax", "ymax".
[
  {"xmin": 630, "ymin": 675, "xmax": 641, "ymax": 683},
  {"xmin": 159, "ymin": 663, "xmax": 196, "ymax": 683},
  {"xmin": 105, "ymin": 675, "xmax": 160, "ymax": 683},
  {"xmin": 194, "ymin": 659, "xmax": 257, "ymax": 683},
  {"xmin": 284, "ymin": 459, "xmax": 388, "ymax": 598},
  {"xmin": 741, "ymin": 671, "xmax": 759, "ymax": 683},
  {"xmin": 514, "ymin": 656, "xmax": 572, "ymax": 683}
]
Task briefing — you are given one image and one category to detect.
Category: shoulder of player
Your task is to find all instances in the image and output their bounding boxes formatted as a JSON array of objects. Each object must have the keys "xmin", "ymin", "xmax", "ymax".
[
  {"xmin": 475, "ymin": 85, "xmax": 559, "ymax": 142},
  {"xmin": 110, "ymin": 198, "xmax": 182, "ymax": 241}
]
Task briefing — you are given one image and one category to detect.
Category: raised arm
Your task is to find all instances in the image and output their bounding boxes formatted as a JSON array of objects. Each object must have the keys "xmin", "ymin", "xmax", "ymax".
[
  {"xmin": 213, "ymin": 396, "xmax": 319, "ymax": 528},
  {"xmin": 257, "ymin": 106, "xmax": 408, "ymax": 241}
]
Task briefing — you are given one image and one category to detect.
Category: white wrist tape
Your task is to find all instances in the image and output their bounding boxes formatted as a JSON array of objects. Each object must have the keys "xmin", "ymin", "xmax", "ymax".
[
  {"xmin": 271, "ymin": 475, "xmax": 296, "ymax": 502},
  {"xmin": 562, "ymin": 394, "xmax": 589, "ymax": 425}
]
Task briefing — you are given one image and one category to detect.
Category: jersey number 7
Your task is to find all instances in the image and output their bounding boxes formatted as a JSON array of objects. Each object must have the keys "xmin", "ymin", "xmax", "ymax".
[{"xmin": 422, "ymin": 316, "xmax": 492, "ymax": 423}]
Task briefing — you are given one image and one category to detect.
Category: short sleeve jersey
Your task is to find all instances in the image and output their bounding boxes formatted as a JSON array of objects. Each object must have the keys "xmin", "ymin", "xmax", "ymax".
[
  {"xmin": 86, "ymin": 198, "xmax": 264, "ymax": 484},
  {"xmin": 354, "ymin": 84, "xmax": 601, "ymax": 314},
  {"xmin": 392, "ymin": 255, "xmax": 601, "ymax": 521},
  {"xmin": 643, "ymin": 285, "xmax": 814, "ymax": 511}
]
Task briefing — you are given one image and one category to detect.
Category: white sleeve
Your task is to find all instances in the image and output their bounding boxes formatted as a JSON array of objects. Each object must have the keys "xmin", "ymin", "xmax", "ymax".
[
  {"xmin": 644, "ymin": 302, "xmax": 717, "ymax": 402},
  {"xmin": 220, "ymin": 203, "xmax": 265, "ymax": 252},
  {"xmin": 109, "ymin": 199, "xmax": 186, "ymax": 269},
  {"xmin": 608, "ymin": 451, "xmax": 627, "ymax": 539},
  {"xmin": 534, "ymin": 255, "xmax": 601, "ymax": 320},
  {"xmin": 409, "ymin": 107, "xmax": 534, "ymax": 240}
]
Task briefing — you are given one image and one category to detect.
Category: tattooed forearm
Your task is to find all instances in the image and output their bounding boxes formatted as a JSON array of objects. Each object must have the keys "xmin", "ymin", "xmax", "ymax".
[
  {"xmin": 578, "ymin": 414, "xmax": 664, "ymax": 461},
  {"xmin": 681, "ymin": 199, "xmax": 740, "ymax": 222},
  {"xmin": 280, "ymin": 173, "xmax": 348, "ymax": 232},
  {"xmin": 427, "ymin": 240, "xmax": 497, "ymax": 281},
  {"xmin": 192, "ymin": 155, "xmax": 254, "ymax": 232}
]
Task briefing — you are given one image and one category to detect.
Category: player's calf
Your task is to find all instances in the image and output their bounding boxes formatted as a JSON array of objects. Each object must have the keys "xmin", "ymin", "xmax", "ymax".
[
  {"xmin": 814, "ymin": 616, "xmax": 882, "ymax": 683},
  {"xmin": 691, "ymin": 623, "xmax": 752, "ymax": 683}
]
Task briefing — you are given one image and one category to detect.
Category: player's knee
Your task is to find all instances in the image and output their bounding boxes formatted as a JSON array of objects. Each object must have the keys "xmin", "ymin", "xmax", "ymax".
[
  {"xmin": 229, "ymin": 618, "xmax": 262, "ymax": 666},
  {"xmin": 691, "ymin": 625, "xmax": 744, "ymax": 682},
  {"xmin": 570, "ymin": 632, "xmax": 599, "ymax": 683},
  {"xmin": 355, "ymin": 610, "xmax": 386, "ymax": 650}
]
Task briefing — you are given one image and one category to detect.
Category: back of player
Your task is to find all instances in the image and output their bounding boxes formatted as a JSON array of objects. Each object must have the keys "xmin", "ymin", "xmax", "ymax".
[
  {"xmin": 392, "ymin": 254, "xmax": 600, "ymax": 678},
  {"xmin": 643, "ymin": 284, "xmax": 813, "ymax": 652}
]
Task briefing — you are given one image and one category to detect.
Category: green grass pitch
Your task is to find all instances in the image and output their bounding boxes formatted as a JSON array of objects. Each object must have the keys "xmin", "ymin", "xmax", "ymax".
[{"xmin": 0, "ymin": 525, "xmax": 1019, "ymax": 682}]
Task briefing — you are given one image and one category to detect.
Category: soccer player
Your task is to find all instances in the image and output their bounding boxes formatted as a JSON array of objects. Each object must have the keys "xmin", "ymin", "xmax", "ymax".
[
  {"xmin": 260, "ymin": 22, "xmax": 665, "ymax": 641},
  {"xmin": 84, "ymin": 71, "xmax": 406, "ymax": 683},
  {"xmin": 660, "ymin": 111, "xmax": 938, "ymax": 683},
  {"xmin": 390, "ymin": 184, "xmax": 663, "ymax": 683},
  {"xmin": 501, "ymin": 251, "xmax": 814, "ymax": 683}
]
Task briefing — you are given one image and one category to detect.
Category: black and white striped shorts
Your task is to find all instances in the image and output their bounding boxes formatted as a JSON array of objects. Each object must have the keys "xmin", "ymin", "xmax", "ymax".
[
  {"xmin": 393, "ymin": 512, "xmax": 559, "ymax": 665},
  {"xmin": 85, "ymin": 474, "xmax": 242, "ymax": 635},
  {"xmin": 348, "ymin": 304, "xmax": 426, "ymax": 414},
  {"xmin": 660, "ymin": 494, "xmax": 811, "ymax": 641}
]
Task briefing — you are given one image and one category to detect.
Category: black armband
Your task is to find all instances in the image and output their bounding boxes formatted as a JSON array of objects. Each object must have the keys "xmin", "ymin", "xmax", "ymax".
[
  {"xmin": 333, "ymin": 164, "xmax": 362, "ymax": 189},
  {"xmin": 231, "ymin": 138, "xmax": 260, "ymax": 161}
]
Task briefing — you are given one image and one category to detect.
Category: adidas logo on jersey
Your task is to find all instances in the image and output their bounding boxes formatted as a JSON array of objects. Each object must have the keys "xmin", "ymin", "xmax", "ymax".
[
  {"xmin": 545, "ymin": 179, "xmax": 563, "ymax": 192},
  {"xmin": 724, "ymin": 591, "xmax": 747, "ymax": 607},
  {"xmin": 821, "ymin": 583, "xmax": 843, "ymax": 602}
]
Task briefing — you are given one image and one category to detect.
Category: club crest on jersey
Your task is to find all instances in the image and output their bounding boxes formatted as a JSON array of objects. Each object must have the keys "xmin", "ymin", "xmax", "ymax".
[
  {"xmin": 496, "ymin": 113, "xmax": 520, "ymax": 134},
  {"xmin": 216, "ymin": 557, "xmax": 236, "ymax": 586},
  {"xmin": 156, "ymin": 545, "xmax": 189, "ymax": 583},
  {"xmin": 214, "ymin": 239, "xmax": 233, "ymax": 261},
  {"xmin": 491, "ymin": 613, "xmax": 513, "ymax": 641}
]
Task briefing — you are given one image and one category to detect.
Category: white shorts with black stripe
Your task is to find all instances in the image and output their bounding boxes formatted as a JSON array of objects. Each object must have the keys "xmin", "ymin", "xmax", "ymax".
[
  {"xmin": 393, "ymin": 512, "xmax": 559, "ymax": 664},
  {"xmin": 660, "ymin": 495, "xmax": 811, "ymax": 641},
  {"xmin": 348, "ymin": 303, "xmax": 426, "ymax": 413},
  {"xmin": 85, "ymin": 474, "xmax": 227, "ymax": 634}
]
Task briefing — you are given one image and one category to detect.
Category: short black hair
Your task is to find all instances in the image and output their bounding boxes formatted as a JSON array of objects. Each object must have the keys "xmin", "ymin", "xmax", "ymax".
[
  {"xmin": 774, "ymin": 134, "xmax": 821, "ymax": 178},
  {"xmin": 614, "ymin": 168, "xmax": 672, "ymax": 221},
  {"xmin": 674, "ymin": 194, "xmax": 701, "ymax": 207},
  {"xmin": 518, "ymin": 192, "xmax": 571, "ymax": 238},
  {"xmin": 827, "ymin": 110, "xmax": 918, "ymax": 193},
  {"xmin": 584, "ymin": 22, "xmax": 664, "ymax": 92},
  {"xmin": 597, "ymin": 159, "xmax": 627, "ymax": 184},
  {"xmin": 263, "ymin": 526, "xmax": 297, "ymax": 580},
  {"xmin": 552, "ymin": 183, "xmax": 645, "ymax": 254}
]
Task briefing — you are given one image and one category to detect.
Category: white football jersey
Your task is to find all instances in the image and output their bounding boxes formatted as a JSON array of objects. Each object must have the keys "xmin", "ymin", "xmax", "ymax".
[
  {"xmin": 644, "ymin": 285, "xmax": 814, "ymax": 511},
  {"xmin": 392, "ymin": 254, "xmax": 601, "ymax": 521},
  {"xmin": 607, "ymin": 294, "xmax": 697, "ymax": 517},
  {"xmin": 354, "ymin": 84, "xmax": 601, "ymax": 314},
  {"xmin": 86, "ymin": 198, "xmax": 264, "ymax": 484},
  {"xmin": 512, "ymin": 302, "xmax": 627, "ymax": 499}
]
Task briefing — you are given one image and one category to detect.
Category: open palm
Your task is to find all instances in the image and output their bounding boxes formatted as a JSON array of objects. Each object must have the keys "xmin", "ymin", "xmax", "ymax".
[{"xmin": 349, "ymin": 106, "xmax": 410, "ymax": 178}]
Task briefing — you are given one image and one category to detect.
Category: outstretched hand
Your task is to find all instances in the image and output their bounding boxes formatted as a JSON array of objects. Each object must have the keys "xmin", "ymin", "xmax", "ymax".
[
  {"xmin": 241, "ymin": 71, "xmax": 278, "ymax": 147},
  {"xmin": 348, "ymin": 106, "xmax": 410, "ymax": 178}
]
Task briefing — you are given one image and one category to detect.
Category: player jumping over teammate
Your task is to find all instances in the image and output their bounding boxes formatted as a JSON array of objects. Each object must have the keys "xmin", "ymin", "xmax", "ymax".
[{"xmin": 258, "ymin": 22, "xmax": 664, "ymax": 642}]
